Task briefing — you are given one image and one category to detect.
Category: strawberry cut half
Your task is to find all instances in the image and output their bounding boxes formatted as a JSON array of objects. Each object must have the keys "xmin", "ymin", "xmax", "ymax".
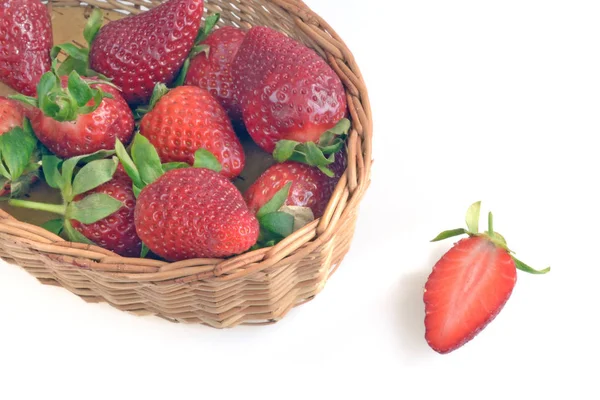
[{"xmin": 423, "ymin": 202, "xmax": 550, "ymax": 354}]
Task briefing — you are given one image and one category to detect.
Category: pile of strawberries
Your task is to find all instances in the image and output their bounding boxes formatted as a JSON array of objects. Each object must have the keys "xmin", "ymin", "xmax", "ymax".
[{"xmin": 0, "ymin": 0, "xmax": 349, "ymax": 261}]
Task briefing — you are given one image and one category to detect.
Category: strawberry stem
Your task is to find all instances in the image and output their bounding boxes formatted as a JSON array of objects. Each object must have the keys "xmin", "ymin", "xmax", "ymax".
[
  {"xmin": 488, "ymin": 212, "xmax": 494, "ymax": 236},
  {"xmin": 8, "ymin": 199, "xmax": 66, "ymax": 215}
]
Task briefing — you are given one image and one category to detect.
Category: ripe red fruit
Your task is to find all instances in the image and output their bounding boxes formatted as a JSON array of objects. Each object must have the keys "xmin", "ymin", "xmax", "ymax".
[
  {"xmin": 0, "ymin": 97, "xmax": 27, "ymax": 134},
  {"xmin": 135, "ymin": 167, "xmax": 259, "ymax": 261},
  {"xmin": 139, "ymin": 85, "xmax": 244, "ymax": 179},
  {"xmin": 88, "ymin": 0, "xmax": 204, "ymax": 105},
  {"xmin": 0, "ymin": 0, "xmax": 52, "ymax": 95},
  {"xmin": 9, "ymin": 154, "xmax": 140, "ymax": 257},
  {"xmin": 184, "ymin": 26, "xmax": 246, "ymax": 122},
  {"xmin": 424, "ymin": 202, "xmax": 550, "ymax": 354},
  {"xmin": 27, "ymin": 75, "xmax": 134, "ymax": 158},
  {"xmin": 232, "ymin": 26, "xmax": 347, "ymax": 153},
  {"xmin": 70, "ymin": 167, "xmax": 141, "ymax": 258},
  {"xmin": 245, "ymin": 150, "xmax": 346, "ymax": 218},
  {"xmin": 0, "ymin": 96, "xmax": 39, "ymax": 197}
]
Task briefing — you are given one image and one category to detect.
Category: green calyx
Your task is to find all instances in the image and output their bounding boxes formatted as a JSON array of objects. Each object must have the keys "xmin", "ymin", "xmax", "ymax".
[
  {"xmin": 430, "ymin": 201, "xmax": 551, "ymax": 275},
  {"xmin": 174, "ymin": 13, "xmax": 220, "ymax": 87},
  {"xmin": 133, "ymin": 83, "xmax": 170, "ymax": 120},
  {"xmin": 10, "ymin": 67, "xmax": 113, "ymax": 122},
  {"xmin": 252, "ymin": 182, "xmax": 310, "ymax": 250},
  {"xmin": 116, "ymin": 134, "xmax": 223, "ymax": 197},
  {"xmin": 49, "ymin": 8, "xmax": 109, "ymax": 81},
  {"xmin": 0, "ymin": 118, "xmax": 42, "ymax": 198},
  {"xmin": 8, "ymin": 150, "xmax": 123, "ymax": 244},
  {"xmin": 273, "ymin": 118, "xmax": 351, "ymax": 177}
]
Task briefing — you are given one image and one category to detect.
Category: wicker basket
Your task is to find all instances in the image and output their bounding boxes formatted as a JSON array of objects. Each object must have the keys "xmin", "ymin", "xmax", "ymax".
[{"xmin": 0, "ymin": 0, "xmax": 372, "ymax": 328}]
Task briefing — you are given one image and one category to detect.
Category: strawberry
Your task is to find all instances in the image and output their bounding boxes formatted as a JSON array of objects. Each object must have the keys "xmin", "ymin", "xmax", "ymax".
[
  {"xmin": 0, "ymin": 0, "xmax": 52, "ymax": 95},
  {"xmin": 138, "ymin": 84, "xmax": 244, "ymax": 179},
  {"xmin": 245, "ymin": 149, "xmax": 346, "ymax": 219},
  {"xmin": 54, "ymin": 1, "xmax": 204, "ymax": 106},
  {"xmin": 8, "ymin": 151, "xmax": 142, "ymax": 258},
  {"xmin": 424, "ymin": 202, "xmax": 550, "ymax": 354},
  {"xmin": 182, "ymin": 16, "xmax": 246, "ymax": 122},
  {"xmin": 116, "ymin": 135, "xmax": 259, "ymax": 261},
  {"xmin": 0, "ymin": 96, "xmax": 41, "ymax": 197},
  {"xmin": 70, "ymin": 166, "xmax": 141, "ymax": 258},
  {"xmin": 12, "ymin": 70, "xmax": 134, "ymax": 158},
  {"xmin": 231, "ymin": 26, "xmax": 349, "ymax": 173}
]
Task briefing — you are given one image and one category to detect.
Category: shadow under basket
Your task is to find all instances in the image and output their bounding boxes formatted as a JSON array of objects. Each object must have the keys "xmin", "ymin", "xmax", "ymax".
[{"xmin": 0, "ymin": 0, "xmax": 372, "ymax": 328}]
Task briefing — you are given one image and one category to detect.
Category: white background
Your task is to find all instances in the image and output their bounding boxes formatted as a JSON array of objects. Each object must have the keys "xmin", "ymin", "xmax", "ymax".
[{"xmin": 1, "ymin": 1, "xmax": 598, "ymax": 399}]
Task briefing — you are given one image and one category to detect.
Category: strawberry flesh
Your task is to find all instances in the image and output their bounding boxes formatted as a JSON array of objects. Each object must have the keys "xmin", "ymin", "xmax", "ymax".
[
  {"xmin": 0, "ymin": 0, "xmax": 52, "ymax": 95},
  {"xmin": 424, "ymin": 236, "xmax": 517, "ymax": 354}
]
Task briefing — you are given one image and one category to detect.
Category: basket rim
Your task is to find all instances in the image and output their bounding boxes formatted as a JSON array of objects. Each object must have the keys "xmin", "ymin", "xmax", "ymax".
[{"xmin": 0, "ymin": 0, "xmax": 373, "ymax": 284}]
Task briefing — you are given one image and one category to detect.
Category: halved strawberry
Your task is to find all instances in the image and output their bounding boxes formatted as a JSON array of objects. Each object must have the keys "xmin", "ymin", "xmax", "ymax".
[{"xmin": 424, "ymin": 202, "xmax": 550, "ymax": 354}]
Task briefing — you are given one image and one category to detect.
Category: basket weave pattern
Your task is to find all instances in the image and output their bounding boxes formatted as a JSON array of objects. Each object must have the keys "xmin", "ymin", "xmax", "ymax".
[{"xmin": 0, "ymin": 0, "xmax": 372, "ymax": 328}]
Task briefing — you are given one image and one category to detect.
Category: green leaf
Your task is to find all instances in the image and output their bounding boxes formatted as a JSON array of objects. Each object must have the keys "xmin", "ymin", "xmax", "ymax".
[
  {"xmin": 133, "ymin": 185, "xmax": 142, "ymax": 198},
  {"xmin": 140, "ymin": 243, "xmax": 150, "ymax": 258},
  {"xmin": 42, "ymin": 155, "xmax": 64, "ymax": 190},
  {"xmin": 273, "ymin": 140, "xmax": 299, "ymax": 163},
  {"xmin": 173, "ymin": 58, "xmax": 190, "ymax": 87},
  {"xmin": 305, "ymin": 142, "xmax": 333, "ymax": 167},
  {"xmin": 7, "ymin": 169, "xmax": 40, "ymax": 198},
  {"xmin": 259, "ymin": 212, "xmax": 295, "ymax": 238},
  {"xmin": 51, "ymin": 43, "xmax": 89, "ymax": 62},
  {"xmin": 68, "ymin": 70, "xmax": 93, "ymax": 107},
  {"xmin": 8, "ymin": 94, "xmax": 37, "ymax": 108},
  {"xmin": 83, "ymin": 8, "xmax": 103, "ymax": 46},
  {"xmin": 67, "ymin": 193, "xmax": 122, "ymax": 224},
  {"xmin": 58, "ymin": 149, "xmax": 115, "ymax": 193},
  {"xmin": 41, "ymin": 219, "xmax": 64, "ymax": 235},
  {"xmin": 326, "ymin": 118, "xmax": 351, "ymax": 136},
  {"xmin": 162, "ymin": 162, "xmax": 189, "ymax": 172},
  {"xmin": 115, "ymin": 139, "xmax": 143, "ymax": 188},
  {"xmin": 0, "ymin": 160, "xmax": 9, "ymax": 179},
  {"xmin": 465, "ymin": 201, "xmax": 481, "ymax": 234},
  {"xmin": 257, "ymin": 182, "xmax": 292, "ymax": 219},
  {"xmin": 0, "ymin": 120, "xmax": 37, "ymax": 180},
  {"xmin": 195, "ymin": 13, "xmax": 220, "ymax": 43},
  {"xmin": 190, "ymin": 44, "xmax": 210, "ymax": 59},
  {"xmin": 63, "ymin": 219, "xmax": 94, "ymax": 245},
  {"xmin": 317, "ymin": 165, "xmax": 335, "ymax": 178},
  {"xmin": 513, "ymin": 257, "xmax": 551, "ymax": 275},
  {"xmin": 134, "ymin": 83, "xmax": 169, "ymax": 119},
  {"xmin": 37, "ymin": 71, "xmax": 60, "ymax": 101},
  {"xmin": 72, "ymin": 158, "xmax": 118, "ymax": 196},
  {"xmin": 193, "ymin": 149, "xmax": 222, "ymax": 172},
  {"xmin": 131, "ymin": 134, "xmax": 163, "ymax": 186},
  {"xmin": 430, "ymin": 228, "xmax": 468, "ymax": 242},
  {"xmin": 77, "ymin": 87, "xmax": 104, "ymax": 115}
]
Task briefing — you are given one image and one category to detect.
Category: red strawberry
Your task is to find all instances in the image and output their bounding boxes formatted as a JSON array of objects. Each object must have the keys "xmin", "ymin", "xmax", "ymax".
[
  {"xmin": 70, "ymin": 167, "xmax": 141, "ymax": 258},
  {"xmin": 245, "ymin": 150, "xmax": 346, "ymax": 219},
  {"xmin": 19, "ymin": 72, "xmax": 134, "ymax": 158},
  {"xmin": 139, "ymin": 85, "xmax": 244, "ymax": 179},
  {"xmin": 424, "ymin": 202, "xmax": 550, "ymax": 354},
  {"xmin": 0, "ymin": 0, "xmax": 52, "ymax": 95},
  {"xmin": 9, "ymin": 154, "xmax": 141, "ymax": 257},
  {"xmin": 184, "ymin": 25, "xmax": 246, "ymax": 122},
  {"xmin": 0, "ymin": 96, "xmax": 27, "ymax": 134},
  {"xmin": 116, "ymin": 135, "xmax": 259, "ymax": 261},
  {"xmin": 232, "ymin": 26, "xmax": 348, "ymax": 166},
  {"xmin": 84, "ymin": 0, "xmax": 204, "ymax": 105},
  {"xmin": 0, "ymin": 96, "xmax": 40, "ymax": 197}
]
